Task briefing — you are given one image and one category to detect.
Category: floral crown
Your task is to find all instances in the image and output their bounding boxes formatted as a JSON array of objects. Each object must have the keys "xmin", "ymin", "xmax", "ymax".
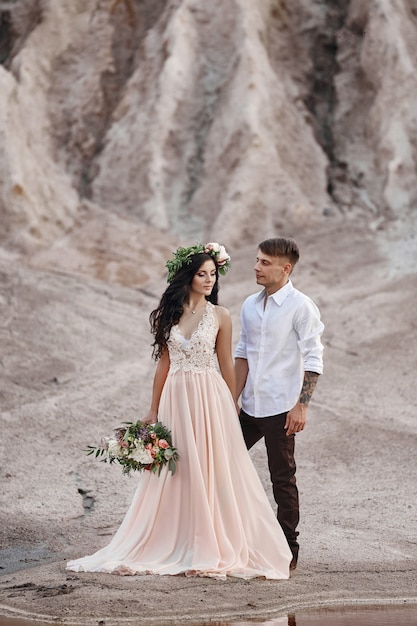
[{"xmin": 166, "ymin": 242, "xmax": 231, "ymax": 283}]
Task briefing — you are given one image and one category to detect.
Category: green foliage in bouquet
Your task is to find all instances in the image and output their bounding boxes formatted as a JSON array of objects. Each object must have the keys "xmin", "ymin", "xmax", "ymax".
[{"xmin": 86, "ymin": 420, "xmax": 179, "ymax": 477}]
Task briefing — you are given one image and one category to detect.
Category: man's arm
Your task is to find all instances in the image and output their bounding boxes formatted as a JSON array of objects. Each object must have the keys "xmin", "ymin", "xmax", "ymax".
[
  {"xmin": 284, "ymin": 371, "xmax": 320, "ymax": 436},
  {"xmin": 299, "ymin": 371, "xmax": 320, "ymax": 405}
]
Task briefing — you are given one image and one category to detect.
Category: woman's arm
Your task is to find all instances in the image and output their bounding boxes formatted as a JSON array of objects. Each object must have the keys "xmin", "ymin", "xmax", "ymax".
[
  {"xmin": 234, "ymin": 357, "xmax": 249, "ymax": 406},
  {"xmin": 234, "ymin": 303, "xmax": 249, "ymax": 407},
  {"xmin": 215, "ymin": 307, "xmax": 236, "ymax": 400},
  {"xmin": 142, "ymin": 349, "xmax": 170, "ymax": 425}
]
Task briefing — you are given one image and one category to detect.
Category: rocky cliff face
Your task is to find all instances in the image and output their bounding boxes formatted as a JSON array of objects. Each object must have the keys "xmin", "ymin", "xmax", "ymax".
[{"xmin": 0, "ymin": 0, "xmax": 416, "ymax": 282}]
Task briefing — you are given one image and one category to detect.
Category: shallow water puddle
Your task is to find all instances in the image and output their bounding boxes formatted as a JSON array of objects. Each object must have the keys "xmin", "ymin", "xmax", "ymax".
[
  {"xmin": 220, "ymin": 605, "xmax": 417, "ymax": 625},
  {"xmin": 1, "ymin": 605, "xmax": 417, "ymax": 625}
]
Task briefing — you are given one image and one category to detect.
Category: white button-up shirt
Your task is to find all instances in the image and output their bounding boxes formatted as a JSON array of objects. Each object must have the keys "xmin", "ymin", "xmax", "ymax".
[{"xmin": 235, "ymin": 280, "xmax": 324, "ymax": 417}]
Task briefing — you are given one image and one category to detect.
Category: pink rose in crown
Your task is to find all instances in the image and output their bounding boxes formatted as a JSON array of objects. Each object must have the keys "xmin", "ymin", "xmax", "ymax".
[
  {"xmin": 158, "ymin": 439, "xmax": 169, "ymax": 449},
  {"xmin": 205, "ymin": 242, "xmax": 231, "ymax": 267}
]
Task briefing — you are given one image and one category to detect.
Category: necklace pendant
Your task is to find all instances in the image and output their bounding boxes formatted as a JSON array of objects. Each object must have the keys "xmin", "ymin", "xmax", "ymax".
[{"xmin": 191, "ymin": 310, "xmax": 196, "ymax": 314}]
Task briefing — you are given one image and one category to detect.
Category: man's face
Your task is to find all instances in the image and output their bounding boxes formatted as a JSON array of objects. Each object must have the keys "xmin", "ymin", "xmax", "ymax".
[{"xmin": 254, "ymin": 249, "xmax": 291, "ymax": 292}]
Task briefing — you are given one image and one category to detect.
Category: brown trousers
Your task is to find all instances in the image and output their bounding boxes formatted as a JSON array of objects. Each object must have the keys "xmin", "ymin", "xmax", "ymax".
[{"xmin": 239, "ymin": 409, "xmax": 300, "ymax": 560}]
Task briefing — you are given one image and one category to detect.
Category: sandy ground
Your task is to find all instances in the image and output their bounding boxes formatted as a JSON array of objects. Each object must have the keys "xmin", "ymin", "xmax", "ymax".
[{"xmin": 1, "ymin": 219, "xmax": 417, "ymax": 624}]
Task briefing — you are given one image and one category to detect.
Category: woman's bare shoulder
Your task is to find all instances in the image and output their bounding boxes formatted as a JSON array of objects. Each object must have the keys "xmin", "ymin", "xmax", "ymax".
[{"xmin": 213, "ymin": 304, "xmax": 231, "ymax": 322}]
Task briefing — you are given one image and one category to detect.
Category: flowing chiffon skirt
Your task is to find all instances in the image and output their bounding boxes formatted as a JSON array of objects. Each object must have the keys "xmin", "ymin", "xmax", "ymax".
[{"xmin": 67, "ymin": 368, "xmax": 292, "ymax": 579}]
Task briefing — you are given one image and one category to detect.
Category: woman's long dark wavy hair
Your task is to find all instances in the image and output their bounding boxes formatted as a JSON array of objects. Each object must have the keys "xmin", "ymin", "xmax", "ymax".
[{"xmin": 150, "ymin": 252, "xmax": 219, "ymax": 360}]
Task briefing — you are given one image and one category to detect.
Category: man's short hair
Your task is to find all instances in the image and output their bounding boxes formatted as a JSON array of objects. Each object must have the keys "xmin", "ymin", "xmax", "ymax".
[{"xmin": 258, "ymin": 238, "xmax": 300, "ymax": 267}]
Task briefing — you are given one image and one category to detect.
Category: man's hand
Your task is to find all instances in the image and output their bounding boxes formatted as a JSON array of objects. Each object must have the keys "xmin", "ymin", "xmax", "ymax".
[
  {"xmin": 285, "ymin": 402, "xmax": 307, "ymax": 436},
  {"xmin": 285, "ymin": 371, "xmax": 320, "ymax": 435}
]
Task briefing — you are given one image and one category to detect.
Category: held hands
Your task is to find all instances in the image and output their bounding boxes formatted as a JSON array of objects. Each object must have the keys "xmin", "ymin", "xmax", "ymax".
[
  {"xmin": 141, "ymin": 410, "xmax": 158, "ymax": 426},
  {"xmin": 284, "ymin": 402, "xmax": 307, "ymax": 436}
]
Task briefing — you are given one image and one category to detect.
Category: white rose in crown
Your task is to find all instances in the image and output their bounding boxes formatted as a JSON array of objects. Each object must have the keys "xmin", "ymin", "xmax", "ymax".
[
  {"xmin": 131, "ymin": 447, "xmax": 154, "ymax": 465},
  {"xmin": 217, "ymin": 244, "xmax": 230, "ymax": 265}
]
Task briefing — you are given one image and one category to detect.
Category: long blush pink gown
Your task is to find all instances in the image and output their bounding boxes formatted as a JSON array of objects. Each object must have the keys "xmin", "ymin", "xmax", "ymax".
[{"xmin": 67, "ymin": 303, "xmax": 292, "ymax": 579}]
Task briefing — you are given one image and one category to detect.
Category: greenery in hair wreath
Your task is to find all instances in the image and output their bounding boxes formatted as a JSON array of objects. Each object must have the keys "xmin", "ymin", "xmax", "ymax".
[{"xmin": 166, "ymin": 242, "xmax": 231, "ymax": 283}]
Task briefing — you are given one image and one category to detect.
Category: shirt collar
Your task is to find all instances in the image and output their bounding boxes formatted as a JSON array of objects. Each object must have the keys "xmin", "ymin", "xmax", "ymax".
[{"xmin": 256, "ymin": 279, "xmax": 293, "ymax": 306}]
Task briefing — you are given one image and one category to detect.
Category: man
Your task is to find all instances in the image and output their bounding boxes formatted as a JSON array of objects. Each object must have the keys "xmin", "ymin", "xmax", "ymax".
[{"xmin": 234, "ymin": 237, "xmax": 324, "ymax": 570}]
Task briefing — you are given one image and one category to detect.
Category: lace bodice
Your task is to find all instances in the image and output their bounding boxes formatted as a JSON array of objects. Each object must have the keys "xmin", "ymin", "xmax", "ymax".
[{"xmin": 168, "ymin": 302, "xmax": 218, "ymax": 373}]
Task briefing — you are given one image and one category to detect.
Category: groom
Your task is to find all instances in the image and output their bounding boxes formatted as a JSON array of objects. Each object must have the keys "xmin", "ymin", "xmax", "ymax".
[{"xmin": 234, "ymin": 237, "xmax": 324, "ymax": 570}]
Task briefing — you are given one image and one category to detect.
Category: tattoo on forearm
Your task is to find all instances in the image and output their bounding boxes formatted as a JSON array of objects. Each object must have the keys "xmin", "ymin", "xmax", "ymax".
[{"xmin": 299, "ymin": 372, "xmax": 319, "ymax": 405}]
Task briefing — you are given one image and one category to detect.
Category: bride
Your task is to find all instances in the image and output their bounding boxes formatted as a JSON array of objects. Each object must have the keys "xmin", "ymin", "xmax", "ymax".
[{"xmin": 67, "ymin": 242, "xmax": 292, "ymax": 579}]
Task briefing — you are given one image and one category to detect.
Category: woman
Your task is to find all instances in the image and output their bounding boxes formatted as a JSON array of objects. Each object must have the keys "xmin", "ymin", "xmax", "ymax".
[{"xmin": 67, "ymin": 242, "xmax": 292, "ymax": 579}]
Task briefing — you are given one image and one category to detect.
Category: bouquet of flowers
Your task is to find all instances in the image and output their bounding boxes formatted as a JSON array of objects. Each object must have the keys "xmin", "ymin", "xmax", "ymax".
[{"xmin": 86, "ymin": 420, "xmax": 179, "ymax": 477}]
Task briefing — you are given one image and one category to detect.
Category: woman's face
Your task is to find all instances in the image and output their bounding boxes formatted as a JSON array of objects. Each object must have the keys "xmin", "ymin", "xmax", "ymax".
[{"xmin": 191, "ymin": 259, "xmax": 217, "ymax": 296}]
